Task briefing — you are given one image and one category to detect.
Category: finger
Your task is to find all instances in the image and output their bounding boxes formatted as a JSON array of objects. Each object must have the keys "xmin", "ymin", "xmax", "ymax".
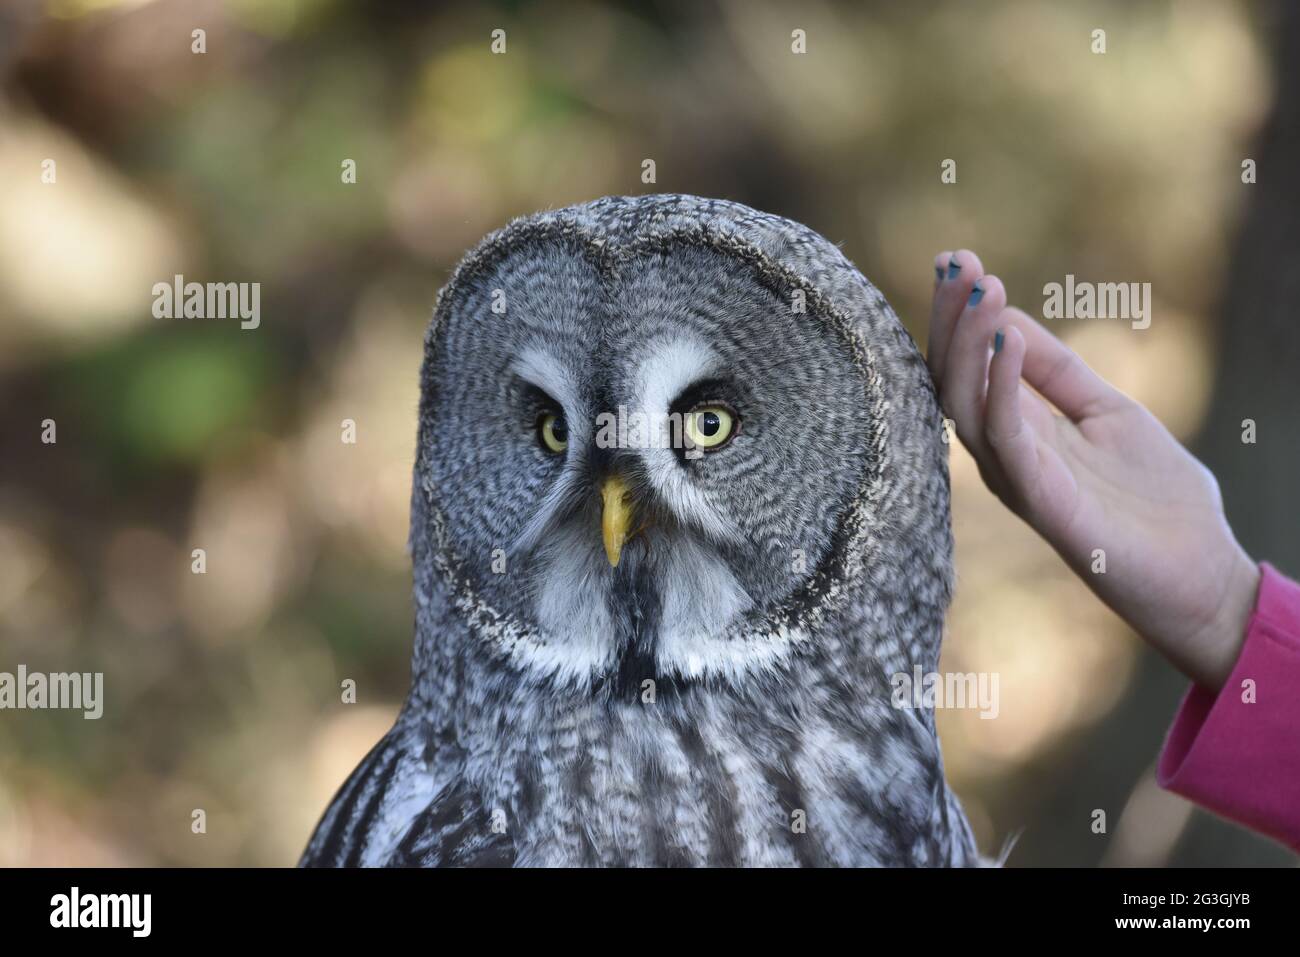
[
  {"xmin": 984, "ymin": 325, "xmax": 1042, "ymax": 503},
  {"xmin": 926, "ymin": 248, "xmax": 985, "ymax": 386},
  {"xmin": 997, "ymin": 307, "xmax": 1126, "ymax": 421},
  {"xmin": 932, "ymin": 250, "xmax": 951, "ymax": 295},
  {"xmin": 941, "ymin": 274, "xmax": 1006, "ymax": 457},
  {"xmin": 926, "ymin": 250, "xmax": 953, "ymax": 378}
]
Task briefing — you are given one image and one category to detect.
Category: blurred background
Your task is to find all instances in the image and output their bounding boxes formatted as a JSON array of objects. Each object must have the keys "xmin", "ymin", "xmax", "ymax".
[{"xmin": 1, "ymin": 0, "xmax": 1296, "ymax": 866}]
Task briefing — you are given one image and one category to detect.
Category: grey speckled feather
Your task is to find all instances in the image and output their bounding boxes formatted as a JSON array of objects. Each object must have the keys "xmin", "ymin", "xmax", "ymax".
[{"xmin": 301, "ymin": 194, "xmax": 980, "ymax": 867}]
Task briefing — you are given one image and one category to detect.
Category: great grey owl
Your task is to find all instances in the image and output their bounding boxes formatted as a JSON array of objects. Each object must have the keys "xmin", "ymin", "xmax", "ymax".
[{"xmin": 301, "ymin": 194, "xmax": 980, "ymax": 867}]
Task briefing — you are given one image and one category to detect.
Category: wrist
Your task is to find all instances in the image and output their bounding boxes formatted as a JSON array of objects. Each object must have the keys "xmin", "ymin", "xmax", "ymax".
[{"xmin": 1187, "ymin": 545, "xmax": 1260, "ymax": 691}]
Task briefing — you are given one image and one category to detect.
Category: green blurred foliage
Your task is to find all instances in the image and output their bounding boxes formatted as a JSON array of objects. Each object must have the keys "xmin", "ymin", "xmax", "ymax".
[{"xmin": 57, "ymin": 332, "xmax": 278, "ymax": 469}]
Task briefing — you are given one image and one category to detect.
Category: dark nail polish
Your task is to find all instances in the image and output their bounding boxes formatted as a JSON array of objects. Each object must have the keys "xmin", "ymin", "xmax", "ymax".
[
  {"xmin": 969, "ymin": 282, "xmax": 984, "ymax": 307},
  {"xmin": 994, "ymin": 330, "xmax": 1005, "ymax": 353},
  {"xmin": 946, "ymin": 256, "xmax": 960, "ymax": 280},
  {"xmin": 935, "ymin": 265, "xmax": 944, "ymax": 281}
]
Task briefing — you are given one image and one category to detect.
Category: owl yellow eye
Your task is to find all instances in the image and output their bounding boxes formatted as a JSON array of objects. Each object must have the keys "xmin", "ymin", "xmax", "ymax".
[
  {"xmin": 684, "ymin": 404, "xmax": 736, "ymax": 451},
  {"xmin": 538, "ymin": 412, "xmax": 568, "ymax": 453}
]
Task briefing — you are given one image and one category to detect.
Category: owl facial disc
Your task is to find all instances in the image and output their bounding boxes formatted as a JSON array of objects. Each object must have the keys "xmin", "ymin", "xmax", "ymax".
[{"xmin": 416, "ymin": 203, "xmax": 903, "ymax": 691}]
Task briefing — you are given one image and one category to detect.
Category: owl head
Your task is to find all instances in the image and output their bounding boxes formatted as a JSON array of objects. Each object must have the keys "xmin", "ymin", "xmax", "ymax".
[{"xmin": 411, "ymin": 195, "xmax": 952, "ymax": 698}]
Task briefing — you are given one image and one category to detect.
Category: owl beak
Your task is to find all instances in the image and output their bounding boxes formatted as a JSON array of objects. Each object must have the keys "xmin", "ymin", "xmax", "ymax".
[{"xmin": 600, "ymin": 474, "xmax": 633, "ymax": 568}]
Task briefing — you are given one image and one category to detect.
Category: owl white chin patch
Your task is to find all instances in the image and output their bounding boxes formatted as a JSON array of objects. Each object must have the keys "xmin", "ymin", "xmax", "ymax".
[
  {"xmin": 530, "ymin": 521, "xmax": 621, "ymax": 674},
  {"xmin": 648, "ymin": 532, "xmax": 757, "ymax": 675}
]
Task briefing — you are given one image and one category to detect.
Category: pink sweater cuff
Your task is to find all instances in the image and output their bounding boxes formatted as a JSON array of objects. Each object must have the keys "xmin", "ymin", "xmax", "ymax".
[{"xmin": 1157, "ymin": 563, "xmax": 1300, "ymax": 852}]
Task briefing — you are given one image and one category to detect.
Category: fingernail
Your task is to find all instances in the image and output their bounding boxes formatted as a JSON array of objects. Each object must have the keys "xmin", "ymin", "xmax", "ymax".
[
  {"xmin": 935, "ymin": 264, "xmax": 944, "ymax": 281},
  {"xmin": 993, "ymin": 329, "xmax": 1005, "ymax": 353},
  {"xmin": 968, "ymin": 282, "xmax": 984, "ymax": 307},
  {"xmin": 946, "ymin": 256, "xmax": 960, "ymax": 280}
]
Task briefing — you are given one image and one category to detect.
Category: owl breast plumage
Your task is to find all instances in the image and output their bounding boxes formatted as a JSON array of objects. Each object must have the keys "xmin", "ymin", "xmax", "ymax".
[{"xmin": 301, "ymin": 194, "xmax": 979, "ymax": 867}]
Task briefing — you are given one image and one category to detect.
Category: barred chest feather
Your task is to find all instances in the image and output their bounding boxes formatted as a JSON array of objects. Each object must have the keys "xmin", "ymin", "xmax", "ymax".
[{"xmin": 303, "ymin": 669, "xmax": 980, "ymax": 868}]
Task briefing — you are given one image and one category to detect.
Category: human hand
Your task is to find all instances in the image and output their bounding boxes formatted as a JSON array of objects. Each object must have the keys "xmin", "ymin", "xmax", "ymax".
[{"xmin": 927, "ymin": 249, "xmax": 1259, "ymax": 690}]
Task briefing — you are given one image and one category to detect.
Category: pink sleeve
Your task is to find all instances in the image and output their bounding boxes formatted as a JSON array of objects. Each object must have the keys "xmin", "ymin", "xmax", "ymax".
[{"xmin": 1157, "ymin": 563, "xmax": 1300, "ymax": 852}]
